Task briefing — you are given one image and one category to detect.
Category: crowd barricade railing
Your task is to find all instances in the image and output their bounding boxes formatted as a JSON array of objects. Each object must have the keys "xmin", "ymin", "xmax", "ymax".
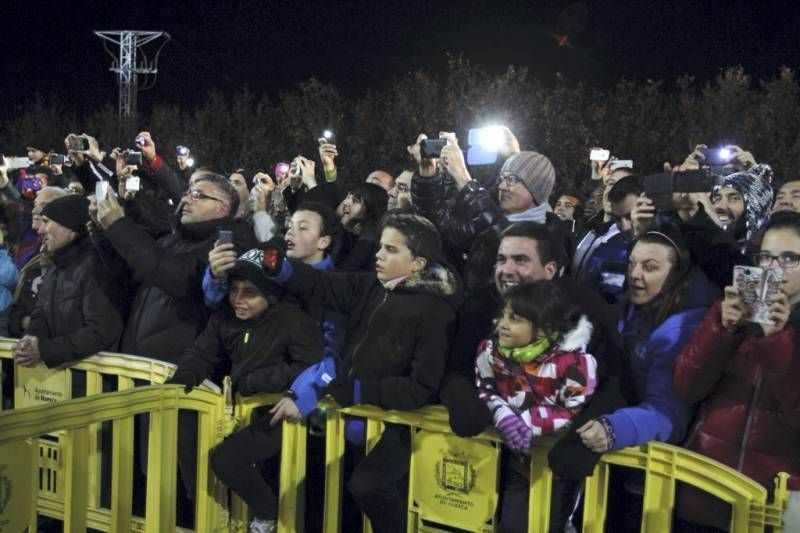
[
  {"xmin": 0, "ymin": 385, "xmax": 228, "ymax": 532},
  {"xmin": 321, "ymin": 402, "xmax": 790, "ymax": 533},
  {"xmin": 0, "ymin": 338, "xmax": 178, "ymax": 528}
]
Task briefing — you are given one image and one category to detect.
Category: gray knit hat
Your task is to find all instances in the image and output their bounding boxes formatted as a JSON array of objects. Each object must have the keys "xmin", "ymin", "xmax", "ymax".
[
  {"xmin": 711, "ymin": 163, "xmax": 774, "ymax": 241},
  {"xmin": 500, "ymin": 152, "xmax": 556, "ymax": 205}
]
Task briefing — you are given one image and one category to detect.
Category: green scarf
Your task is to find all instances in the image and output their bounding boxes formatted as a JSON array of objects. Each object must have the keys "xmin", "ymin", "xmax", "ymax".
[{"xmin": 498, "ymin": 336, "xmax": 554, "ymax": 363}]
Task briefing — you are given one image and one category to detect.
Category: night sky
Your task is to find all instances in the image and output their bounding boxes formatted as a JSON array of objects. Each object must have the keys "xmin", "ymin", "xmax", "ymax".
[{"xmin": 2, "ymin": 0, "xmax": 799, "ymax": 116}]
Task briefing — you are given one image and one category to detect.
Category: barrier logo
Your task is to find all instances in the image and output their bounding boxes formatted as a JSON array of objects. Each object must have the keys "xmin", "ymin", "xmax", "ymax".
[
  {"xmin": 0, "ymin": 465, "xmax": 11, "ymax": 514},
  {"xmin": 434, "ymin": 449, "xmax": 476, "ymax": 495}
]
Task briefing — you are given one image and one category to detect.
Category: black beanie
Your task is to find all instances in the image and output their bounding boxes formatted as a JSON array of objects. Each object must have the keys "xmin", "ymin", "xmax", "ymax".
[
  {"xmin": 229, "ymin": 248, "xmax": 283, "ymax": 300},
  {"xmin": 41, "ymin": 195, "xmax": 90, "ymax": 233}
]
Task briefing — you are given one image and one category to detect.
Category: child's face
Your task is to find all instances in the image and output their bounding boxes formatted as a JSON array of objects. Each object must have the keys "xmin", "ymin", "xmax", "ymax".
[
  {"xmin": 496, "ymin": 304, "xmax": 536, "ymax": 349},
  {"xmin": 374, "ymin": 227, "xmax": 425, "ymax": 282},
  {"xmin": 229, "ymin": 279, "xmax": 269, "ymax": 321}
]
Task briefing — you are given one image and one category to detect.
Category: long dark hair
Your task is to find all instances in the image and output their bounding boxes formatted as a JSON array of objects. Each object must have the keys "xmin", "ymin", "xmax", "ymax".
[
  {"xmin": 626, "ymin": 229, "xmax": 692, "ymax": 332},
  {"xmin": 344, "ymin": 182, "xmax": 388, "ymax": 235}
]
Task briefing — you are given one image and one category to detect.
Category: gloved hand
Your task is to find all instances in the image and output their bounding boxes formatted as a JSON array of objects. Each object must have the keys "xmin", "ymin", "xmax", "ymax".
[
  {"xmin": 325, "ymin": 377, "xmax": 360, "ymax": 407},
  {"xmin": 260, "ymin": 236, "xmax": 287, "ymax": 275},
  {"xmin": 166, "ymin": 371, "xmax": 198, "ymax": 394},
  {"xmin": 440, "ymin": 374, "xmax": 492, "ymax": 437},
  {"xmin": 496, "ymin": 414, "xmax": 532, "ymax": 453}
]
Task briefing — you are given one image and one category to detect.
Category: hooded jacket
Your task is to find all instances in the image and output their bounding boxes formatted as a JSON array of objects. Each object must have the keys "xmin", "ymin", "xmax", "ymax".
[
  {"xmin": 272, "ymin": 258, "xmax": 463, "ymax": 410},
  {"xmin": 475, "ymin": 315, "xmax": 598, "ymax": 439},
  {"xmin": 174, "ymin": 302, "xmax": 323, "ymax": 395},
  {"xmin": 674, "ymin": 301, "xmax": 800, "ymax": 529},
  {"xmin": 105, "ymin": 215, "xmax": 241, "ymax": 363},
  {"xmin": 27, "ymin": 236, "xmax": 124, "ymax": 367}
]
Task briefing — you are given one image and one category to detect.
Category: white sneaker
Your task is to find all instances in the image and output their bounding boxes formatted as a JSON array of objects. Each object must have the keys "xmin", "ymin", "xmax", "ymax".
[{"xmin": 249, "ymin": 517, "xmax": 276, "ymax": 533}]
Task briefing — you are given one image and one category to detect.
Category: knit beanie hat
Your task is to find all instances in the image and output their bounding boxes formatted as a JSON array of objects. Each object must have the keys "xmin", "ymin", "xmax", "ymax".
[
  {"xmin": 41, "ymin": 195, "xmax": 90, "ymax": 233},
  {"xmin": 500, "ymin": 152, "xmax": 556, "ymax": 205},
  {"xmin": 228, "ymin": 248, "xmax": 282, "ymax": 300},
  {"xmin": 712, "ymin": 163, "xmax": 774, "ymax": 240}
]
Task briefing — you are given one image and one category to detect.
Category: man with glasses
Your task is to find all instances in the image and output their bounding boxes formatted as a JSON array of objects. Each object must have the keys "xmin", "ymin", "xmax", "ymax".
[
  {"xmin": 96, "ymin": 173, "xmax": 244, "ymax": 363},
  {"xmin": 411, "ymin": 131, "xmax": 557, "ymax": 291},
  {"xmin": 387, "ymin": 170, "xmax": 413, "ymax": 211}
]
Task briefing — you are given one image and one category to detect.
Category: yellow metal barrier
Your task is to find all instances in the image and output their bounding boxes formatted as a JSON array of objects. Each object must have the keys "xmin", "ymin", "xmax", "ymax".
[{"xmin": 322, "ymin": 403, "xmax": 790, "ymax": 533}]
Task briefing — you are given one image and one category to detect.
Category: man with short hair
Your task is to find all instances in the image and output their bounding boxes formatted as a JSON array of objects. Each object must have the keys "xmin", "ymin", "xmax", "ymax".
[
  {"xmin": 13, "ymin": 195, "xmax": 123, "ymax": 367},
  {"xmin": 772, "ymin": 179, "xmax": 800, "ymax": 214},
  {"xmin": 572, "ymin": 175, "xmax": 642, "ymax": 303},
  {"xmin": 387, "ymin": 170, "xmax": 413, "ymax": 211},
  {"xmin": 365, "ymin": 170, "xmax": 394, "ymax": 191},
  {"xmin": 9, "ymin": 187, "xmax": 68, "ymax": 337},
  {"xmin": 96, "ymin": 173, "xmax": 245, "ymax": 363}
]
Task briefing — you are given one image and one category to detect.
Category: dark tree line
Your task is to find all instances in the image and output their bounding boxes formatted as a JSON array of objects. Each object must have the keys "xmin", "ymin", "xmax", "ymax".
[{"xmin": 2, "ymin": 58, "xmax": 799, "ymax": 191}]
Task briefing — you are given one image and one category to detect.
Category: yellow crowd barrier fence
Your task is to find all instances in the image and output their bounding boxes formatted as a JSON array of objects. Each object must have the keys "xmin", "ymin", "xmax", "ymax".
[{"xmin": 0, "ymin": 340, "xmax": 791, "ymax": 532}]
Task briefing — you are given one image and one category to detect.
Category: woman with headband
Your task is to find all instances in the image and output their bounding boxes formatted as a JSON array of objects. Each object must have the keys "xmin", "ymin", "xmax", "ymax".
[{"xmin": 575, "ymin": 229, "xmax": 719, "ymax": 526}]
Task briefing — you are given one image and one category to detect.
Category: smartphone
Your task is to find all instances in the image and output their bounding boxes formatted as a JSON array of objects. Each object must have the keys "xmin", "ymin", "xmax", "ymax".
[
  {"xmin": 217, "ymin": 229, "xmax": 234, "ymax": 245},
  {"xmin": 590, "ymin": 149, "xmax": 610, "ymax": 161},
  {"xmin": 125, "ymin": 151, "xmax": 143, "ymax": 166},
  {"xmin": 49, "ymin": 154, "xmax": 66, "ymax": 165},
  {"xmin": 420, "ymin": 139, "xmax": 446, "ymax": 159},
  {"xmin": 609, "ymin": 159, "xmax": 633, "ymax": 171},
  {"xmin": 321, "ymin": 130, "xmax": 336, "ymax": 144},
  {"xmin": 699, "ymin": 147, "xmax": 734, "ymax": 166},
  {"xmin": 733, "ymin": 265, "xmax": 784, "ymax": 325},
  {"xmin": 67, "ymin": 137, "xmax": 89, "ymax": 152},
  {"xmin": 126, "ymin": 176, "xmax": 141, "ymax": 191},
  {"xmin": 95, "ymin": 181, "xmax": 108, "ymax": 201},
  {"xmin": 3, "ymin": 156, "xmax": 31, "ymax": 170}
]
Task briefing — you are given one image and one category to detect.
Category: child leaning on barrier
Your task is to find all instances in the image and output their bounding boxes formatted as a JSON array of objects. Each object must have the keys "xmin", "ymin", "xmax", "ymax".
[
  {"xmin": 476, "ymin": 281, "xmax": 598, "ymax": 452},
  {"xmin": 259, "ymin": 213, "xmax": 463, "ymax": 533},
  {"xmin": 168, "ymin": 248, "xmax": 324, "ymax": 533},
  {"xmin": 475, "ymin": 281, "xmax": 598, "ymax": 532}
]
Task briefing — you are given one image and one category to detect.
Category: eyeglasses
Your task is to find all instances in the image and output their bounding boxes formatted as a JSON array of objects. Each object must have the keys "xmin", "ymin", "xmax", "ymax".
[
  {"xmin": 750, "ymin": 252, "xmax": 800, "ymax": 269},
  {"xmin": 184, "ymin": 188, "xmax": 225, "ymax": 204},
  {"xmin": 499, "ymin": 174, "xmax": 524, "ymax": 187}
]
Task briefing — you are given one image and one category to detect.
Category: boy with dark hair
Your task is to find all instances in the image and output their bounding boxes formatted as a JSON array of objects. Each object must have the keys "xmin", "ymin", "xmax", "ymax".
[
  {"xmin": 169, "ymin": 248, "xmax": 324, "ymax": 533},
  {"xmin": 262, "ymin": 213, "xmax": 462, "ymax": 533}
]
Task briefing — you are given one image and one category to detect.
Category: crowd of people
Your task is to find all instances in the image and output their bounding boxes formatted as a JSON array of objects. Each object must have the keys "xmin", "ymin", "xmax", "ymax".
[{"xmin": 2, "ymin": 126, "xmax": 799, "ymax": 533}]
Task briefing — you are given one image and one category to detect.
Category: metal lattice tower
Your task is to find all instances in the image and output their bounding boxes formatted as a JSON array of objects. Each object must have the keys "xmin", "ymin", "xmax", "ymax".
[{"xmin": 94, "ymin": 30, "xmax": 171, "ymax": 120}]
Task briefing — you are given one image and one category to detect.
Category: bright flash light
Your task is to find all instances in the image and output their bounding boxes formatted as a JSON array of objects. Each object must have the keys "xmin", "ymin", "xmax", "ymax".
[
  {"xmin": 186, "ymin": 158, "xmax": 195, "ymax": 167},
  {"xmin": 477, "ymin": 126, "xmax": 505, "ymax": 151},
  {"xmin": 323, "ymin": 130, "xmax": 333, "ymax": 140},
  {"xmin": 719, "ymin": 148, "xmax": 731, "ymax": 160}
]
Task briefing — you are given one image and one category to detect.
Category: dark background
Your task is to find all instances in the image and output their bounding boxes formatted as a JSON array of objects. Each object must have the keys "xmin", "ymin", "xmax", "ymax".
[{"xmin": 3, "ymin": 0, "xmax": 799, "ymax": 116}]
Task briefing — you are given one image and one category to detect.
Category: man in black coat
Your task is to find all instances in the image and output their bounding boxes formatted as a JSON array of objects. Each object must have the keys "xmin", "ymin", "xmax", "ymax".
[
  {"xmin": 96, "ymin": 173, "xmax": 254, "ymax": 364},
  {"xmin": 13, "ymin": 195, "xmax": 124, "ymax": 367}
]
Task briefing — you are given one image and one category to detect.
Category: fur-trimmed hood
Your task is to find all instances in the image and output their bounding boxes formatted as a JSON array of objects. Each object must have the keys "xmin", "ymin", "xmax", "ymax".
[
  {"xmin": 556, "ymin": 315, "xmax": 593, "ymax": 352},
  {"xmin": 396, "ymin": 260, "xmax": 463, "ymax": 310}
]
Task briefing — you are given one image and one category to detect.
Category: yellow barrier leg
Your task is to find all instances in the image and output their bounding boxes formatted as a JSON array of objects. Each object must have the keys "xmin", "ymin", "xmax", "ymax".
[
  {"xmin": 361, "ymin": 419, "xmax": 385, "ymax": 533},
  {"xmin": 528, "ymin": 446, "xmax": 553, "ymax": 533},
  {"xmin": 582, "ymin": 462, "xmax": 610, "ymax": 533},
  {"xmin": 110, "ymin": 414, "xmax": 134, "ymax": 532},
  {"xmin": 195, "ymin": 408, "xmax": 228, "ymax": 532},
  {"xmin": 86, "ymin": 370, "xmax": 103, "ymax": 508},
  {"xmin": 278, "ymin": 420, "xmax": 307, "ymax": 533},
  {"xmin": 145, "ymin": 405, "xmax": 178, "ymax": 533},
  {"xmin": 323, "ymin": 409, "xmax": 346, "ymax": 533},
  {"xmin": 63, "ymin": 426, "xmax": 89, "ymax": 531},
  {"xmin": 640, "ymin": 447, "xmax": 675, "ymax": 533}
]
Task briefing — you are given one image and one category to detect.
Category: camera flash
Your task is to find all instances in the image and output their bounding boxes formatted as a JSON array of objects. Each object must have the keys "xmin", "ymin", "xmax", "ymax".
[
  {"xmin": 478, "ymin": 126, "xmax": 505, "ymax": 151},
  {"xmin": 186, "ymin": 158, "xmax": 195, "ymax": 167},
  {"xmin": 323, "ymin": 130, "xmax": 333, "ymax": 140},
  {"xmin": 719, "ymin": 148, "xmax": 731, "ymax": 160}
]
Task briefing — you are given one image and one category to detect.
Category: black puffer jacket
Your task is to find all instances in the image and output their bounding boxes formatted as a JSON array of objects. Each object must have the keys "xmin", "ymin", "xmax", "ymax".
[
  {"xmin": 174, "ymin": 302, "xmax": 324, "ymax": 395},
  {"xmin": 105, "ymin": 216, "xmax": 241, "ymax": 363},
  {"xmin": 275, "ymin": 258, "xmax": 463, "ymax": 410},
  {"xmin": 27, "ymin": 236, "xmax": 124, "ymax": 367}
]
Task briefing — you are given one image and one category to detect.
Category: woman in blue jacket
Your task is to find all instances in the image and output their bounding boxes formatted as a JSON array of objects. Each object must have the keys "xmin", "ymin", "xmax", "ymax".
[{"xmin": 577, "ymin": 230, "xmax": 718, "ymax": 451}]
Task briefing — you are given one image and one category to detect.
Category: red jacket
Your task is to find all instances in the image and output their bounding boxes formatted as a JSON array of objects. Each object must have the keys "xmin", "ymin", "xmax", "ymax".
[{"xmin": 673, "ymin": 300, "xmax": 800, "ymax": 528}]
